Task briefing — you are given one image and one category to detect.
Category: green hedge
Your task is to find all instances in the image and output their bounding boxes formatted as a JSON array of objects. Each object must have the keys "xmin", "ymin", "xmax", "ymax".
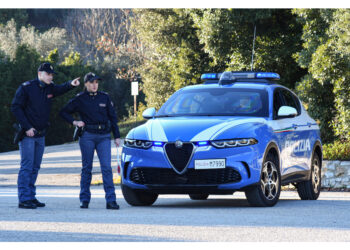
[{"xmin": 323, "ymin": 141, "xmax": 350, "ymax": 161}]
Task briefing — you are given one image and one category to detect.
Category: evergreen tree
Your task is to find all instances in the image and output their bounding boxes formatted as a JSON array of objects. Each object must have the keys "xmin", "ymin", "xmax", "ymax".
[
  {"xmin": 294, "ymin": 9, "xmax": 350, "ymax": 142},
  {"xmin": 133, "ymin": 9, "xmax": 304, "ymax": 109}
]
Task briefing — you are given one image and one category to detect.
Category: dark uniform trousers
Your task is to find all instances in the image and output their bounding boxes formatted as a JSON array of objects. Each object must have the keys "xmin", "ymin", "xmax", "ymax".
[
  {"xmin": 18, "ymin": 136, "xmax": 45, "ymax": 202},
  {"xmin": 79, "ymin": 132, "xmax": 116, "ymax": 203}
]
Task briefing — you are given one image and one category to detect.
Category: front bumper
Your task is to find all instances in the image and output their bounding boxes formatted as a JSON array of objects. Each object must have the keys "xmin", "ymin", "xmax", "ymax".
[{"xmin": 121, "ymin": 143, "xmax": 263, "ymax": 193}]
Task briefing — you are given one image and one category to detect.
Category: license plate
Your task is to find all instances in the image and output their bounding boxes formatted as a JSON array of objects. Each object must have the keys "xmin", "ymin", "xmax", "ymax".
[{"xmin": 194, "ymin": 159, "xmax": 226, "ymax": 170}]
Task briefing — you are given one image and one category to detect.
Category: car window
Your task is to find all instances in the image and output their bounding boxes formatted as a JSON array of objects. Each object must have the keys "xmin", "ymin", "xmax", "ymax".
[
  {"xmin": 157, "ymin": 88, "xmax": 269, "ymax": 117},
  {"xmin": 273, "ymin": 89, "xmax": 284, "ymax": 119},
  {"xmin": 291, "ymin": 92, "xmax": 301, "ymax": 115},
  {"xmin": 281, "ymin": 89, "xmax": 301, "ymax": 115}
]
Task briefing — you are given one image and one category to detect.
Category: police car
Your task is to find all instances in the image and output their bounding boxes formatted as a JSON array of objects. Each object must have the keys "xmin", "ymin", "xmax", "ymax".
[{"xmin": 121, "ymin": 72, "xmax": 322, "ymax": 207}]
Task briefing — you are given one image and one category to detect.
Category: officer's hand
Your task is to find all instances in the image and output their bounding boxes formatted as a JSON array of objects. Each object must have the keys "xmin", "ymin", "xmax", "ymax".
[
  {"xmin": 73, "ymin": 121, "xmax": 85, "ymax": 127},
  {"xmin": 26, "ymin": 128, "xmax": 35, "ymax": 137},
  {"xmin": 71, "ymin": 77, "xmax": 80, "ymax": 87},
  {"xmin": 114, "ymin": 138, "xmax": 121, "ymax": 147}
]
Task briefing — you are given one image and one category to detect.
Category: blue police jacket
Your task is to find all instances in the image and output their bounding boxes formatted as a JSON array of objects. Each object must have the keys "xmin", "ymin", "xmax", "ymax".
[
  {"xmin": 11, "ymin": 78, "xmax": 74, "ymax": 134},
  {"xmin": 59, "ymin": 91, "xmax": 121, "ymax": 138}
]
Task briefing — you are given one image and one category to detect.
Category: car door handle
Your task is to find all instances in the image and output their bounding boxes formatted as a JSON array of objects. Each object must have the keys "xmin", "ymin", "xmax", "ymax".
[{"xmin": 292, "ymin": 124, "xmax": 298, "ymax": 129}]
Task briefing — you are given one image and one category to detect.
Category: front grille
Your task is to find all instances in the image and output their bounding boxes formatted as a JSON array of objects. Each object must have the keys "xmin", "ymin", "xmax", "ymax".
[
  {"xmin": 130, "ymin": 167, "xmax": 242, "ymax": 185},
  {"xmin": 164, "ymin": 142, "xmax": 194, "ymax": 173}
]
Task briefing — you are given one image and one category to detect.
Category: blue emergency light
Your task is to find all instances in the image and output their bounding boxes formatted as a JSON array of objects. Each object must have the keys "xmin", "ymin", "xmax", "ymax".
[
  {"xmin": 196, "ymin": 141, "xmax": 209, "ymax": 146},
  {"xmin": 200, "ymin": 73, "xmax": 220, "ymax": 80},
  {"xmin": 153, "ymin": 141, "xmax": 164, "ymax": 147},
  {"xmin": 255, "ymin": 72, "xmax": 280, "ymax": 80}
]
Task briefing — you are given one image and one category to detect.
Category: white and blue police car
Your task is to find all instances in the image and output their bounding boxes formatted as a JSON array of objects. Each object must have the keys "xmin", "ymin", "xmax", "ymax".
[{"xmin": 121, "ymin": 71, "xmax": 322, "ymax": 207}]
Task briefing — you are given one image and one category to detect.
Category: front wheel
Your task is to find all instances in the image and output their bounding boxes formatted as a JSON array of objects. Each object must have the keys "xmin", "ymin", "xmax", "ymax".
[
  {"xmin": 121, "ymin": 184, "xmax": 158, "ymax": 206},
  {"xmin": 245, "ymin": 153, "xmax": 281, "ymax": 207},
  {"xmin": 296, "ymin": 152, "xmax": 321, "ymax": 200}
]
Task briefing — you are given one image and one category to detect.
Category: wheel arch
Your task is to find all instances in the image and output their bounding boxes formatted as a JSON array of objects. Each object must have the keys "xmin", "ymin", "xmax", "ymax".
[
  {"xmin": 263, "ymin": 141, "xmax": 281, "ymax": 171},
  {"xmin": 313, "ymin": 140, "xmax": 323, "ymax": 167}
]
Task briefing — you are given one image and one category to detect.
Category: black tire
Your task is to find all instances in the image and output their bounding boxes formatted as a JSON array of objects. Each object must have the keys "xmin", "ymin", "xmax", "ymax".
[
  {"xmin": 189, "ymin": 194, "xmax": 209, "ymax": 200},
  {"xmin": 296, "ymin": 152, "xmax": 321, "ymax": 200},
  {"xmin": 121, "ymin": 184, "xmax": 158, "ymax": 206},
  {"xmin": 245, "ymin": 153, "xmax": 281, "ymax": 207}
]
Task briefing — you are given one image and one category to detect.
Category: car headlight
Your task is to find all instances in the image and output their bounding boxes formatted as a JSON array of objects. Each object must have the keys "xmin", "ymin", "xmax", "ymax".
[
  {"xmin": 124, "ymin": 139, "xmax": 153, "ymax": 149},
  {"xmin": 210, "ymin": 138, "xmax": 258, "ymax": 148}
]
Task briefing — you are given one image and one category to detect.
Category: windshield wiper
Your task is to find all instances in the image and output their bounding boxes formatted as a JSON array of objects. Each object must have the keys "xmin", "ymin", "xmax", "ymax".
[
  {"xmin": 156, "ymin": 114, "xmax": 236, "ymax": 117},
  {"xmin": 155, "ymin": 115, "xmax": 175, "ymax": 118}
]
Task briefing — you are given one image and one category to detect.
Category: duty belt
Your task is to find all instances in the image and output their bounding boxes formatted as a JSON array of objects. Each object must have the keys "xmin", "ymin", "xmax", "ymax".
[{"xmin": 85, "ymin": 124, "xmax": 109, "ymax": 130}]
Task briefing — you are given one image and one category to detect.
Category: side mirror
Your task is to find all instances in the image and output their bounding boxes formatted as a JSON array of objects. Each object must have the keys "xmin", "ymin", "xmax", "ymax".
[
  {"xmin": 277, "ymin": 106, "xmax": 298, "ymax": 118},
  {"xmin": 142, "ymin": 107, "xmax": 156, "ymax": 119}
]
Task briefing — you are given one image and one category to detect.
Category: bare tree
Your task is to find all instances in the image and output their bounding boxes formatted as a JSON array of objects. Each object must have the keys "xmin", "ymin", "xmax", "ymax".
[{"xmin": 64, "ymin": 9, "xmax": 134, "ymax": 61}]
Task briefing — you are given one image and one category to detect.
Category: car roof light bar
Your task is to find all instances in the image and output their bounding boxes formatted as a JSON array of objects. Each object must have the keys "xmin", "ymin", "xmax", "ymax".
[
  {"xmin": 201, "ymin": 71, "xmax": 280, "ymax": 83},
  {"xmin": 219, "ymin": 71, "xmax": 280, "ymax": 85}
]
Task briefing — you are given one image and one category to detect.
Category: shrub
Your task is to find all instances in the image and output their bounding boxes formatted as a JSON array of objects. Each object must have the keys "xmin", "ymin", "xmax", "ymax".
[
  {"xmin": 119, "ymin": 119, "xmax": 147, "ymax": 138},
  {"xmin": 323, "ymin": 140, "xmax": 350, "ymax": 161}
]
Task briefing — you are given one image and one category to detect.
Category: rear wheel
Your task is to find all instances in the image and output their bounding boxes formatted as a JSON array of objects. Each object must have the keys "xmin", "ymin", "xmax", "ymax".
[
  {"xmin": 296, "ymin": 152, "xmax": 321, "ymax": 200},
  {"xmin": 189, "ymin": 194, "xmax": 209, "ymax": 200},
  {"xmin": 121, "ymin": 184, "xmax": 158, "ymax": 206},
  {"xmin": 245, "ymin": 153, "xmax": 281, "ymax": 207}
]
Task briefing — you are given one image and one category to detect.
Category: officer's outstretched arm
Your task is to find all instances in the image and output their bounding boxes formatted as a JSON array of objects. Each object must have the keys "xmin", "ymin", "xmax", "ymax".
[{"xmin": 52, "ymin": 78, "xmax": 79, "ymax": 97}]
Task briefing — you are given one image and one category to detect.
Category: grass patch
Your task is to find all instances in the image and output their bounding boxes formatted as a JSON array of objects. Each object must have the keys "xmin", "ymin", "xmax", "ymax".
[{"xmin": 91, "ymin": 175, "xmax": 121, "ymax": 186}]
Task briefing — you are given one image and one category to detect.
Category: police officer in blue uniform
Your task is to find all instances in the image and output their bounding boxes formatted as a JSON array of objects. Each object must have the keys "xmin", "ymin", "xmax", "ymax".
[
  {"xmin": 60, "ymin": 72, "xmax": 120, "ymax": 210},
  {"xmin": 11, "ymin": 62, "xmax": 80, "ymax": 209}
]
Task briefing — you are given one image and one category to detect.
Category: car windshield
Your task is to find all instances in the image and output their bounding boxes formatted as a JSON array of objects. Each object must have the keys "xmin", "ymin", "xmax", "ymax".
[{"xmin": 156, "ymin": 87, "xmax": 269, "ymax": 117}]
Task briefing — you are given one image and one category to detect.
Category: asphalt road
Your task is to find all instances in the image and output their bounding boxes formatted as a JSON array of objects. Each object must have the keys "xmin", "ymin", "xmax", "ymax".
[
  {"xmin": 0, "ymin": 186, "xmax": 350, "ymax": 242},
  {"xmin": 1, "ymin": 142, "xmax": 350, "ymax": 242}
]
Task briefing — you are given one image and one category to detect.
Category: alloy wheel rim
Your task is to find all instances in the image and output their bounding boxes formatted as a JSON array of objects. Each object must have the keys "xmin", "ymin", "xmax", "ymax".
[
  {"xmin": 261, "ymin": 161, "xmax": 279, "ymax": 201},
  {"xmin": 312, "ymin": 158, "xmax": 320, "ymax": 194}
]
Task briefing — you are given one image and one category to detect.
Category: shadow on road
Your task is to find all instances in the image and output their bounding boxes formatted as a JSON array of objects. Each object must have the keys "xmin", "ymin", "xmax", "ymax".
[{"xmin": 0, "ymin": 230, "xmax": 181, "ymax": 242}]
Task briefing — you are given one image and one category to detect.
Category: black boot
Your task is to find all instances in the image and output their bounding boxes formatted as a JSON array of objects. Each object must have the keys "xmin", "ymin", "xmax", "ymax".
[
  {"xmin": 19, "ymin": 200, "xmax": 37, "ymax": 209},
  {"xmin": 106, "ymin": 201, "xmax": 120, "ymax": 210},
  {"xmin": 80, "ymin": 201, "xmax": 89, "ymax": 209},
  {"xmin": 31, "ymin": 199, "xmax": 45, "ymax": 207}
]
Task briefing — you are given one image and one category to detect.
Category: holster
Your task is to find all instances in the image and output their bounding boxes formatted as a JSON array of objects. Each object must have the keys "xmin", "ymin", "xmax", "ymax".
[
  {"xmin": 13, "ymin": 123, "xmax": 25, "ymax": 144},
  {"xmin": 73, "ymin": 126, "xmax": 84, "ymax": 141}
]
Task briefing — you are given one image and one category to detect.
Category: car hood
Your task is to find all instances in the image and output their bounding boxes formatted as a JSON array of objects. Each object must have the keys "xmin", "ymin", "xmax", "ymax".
[{"xmin": 129, "ymin": 116, "xmax": 267, "ymax": 142}]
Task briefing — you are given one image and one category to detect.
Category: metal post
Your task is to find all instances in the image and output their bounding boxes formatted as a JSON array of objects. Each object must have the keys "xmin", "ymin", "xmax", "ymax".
[{"xmin": 134, "ymin": 95, "xmax": 137, "ymax": 122}]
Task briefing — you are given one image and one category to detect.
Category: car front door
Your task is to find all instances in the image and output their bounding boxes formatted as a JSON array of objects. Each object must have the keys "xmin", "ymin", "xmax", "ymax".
[
  {"xmin": 271, "ymin": 88, "xmax": 303, "ymax": 177},
  {"xmin": 280, "ymin": 88, "xmax": 311, "ymax": 177}
]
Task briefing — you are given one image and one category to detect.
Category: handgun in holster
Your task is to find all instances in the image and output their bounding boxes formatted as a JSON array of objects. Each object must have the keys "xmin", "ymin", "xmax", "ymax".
[
  {"xmin": 13, "ymin": 123, "xmax": 25, "ymax": 144},
  {"xmin": 73, "ymin": 126, "xmax": 84, "ymax": 141}
]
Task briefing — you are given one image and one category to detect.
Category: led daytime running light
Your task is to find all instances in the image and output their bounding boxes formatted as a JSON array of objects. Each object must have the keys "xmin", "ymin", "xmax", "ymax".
[
  {"xmin": 124, "ymin": 139, "xmax": 153, "ymax": 149},
  {"xmin": 211, "ymin": 138, "xmax": 258, "ymax": 148}
]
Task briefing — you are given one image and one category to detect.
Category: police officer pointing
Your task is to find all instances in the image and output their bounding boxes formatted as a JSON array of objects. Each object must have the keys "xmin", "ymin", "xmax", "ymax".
[
  {"xmin": 60, "ymin": 72, "xmax": 120, "ymax": 210},
  {"xmin": 11, "ymin": 62, "xmax": 80, "ymax": 209}
]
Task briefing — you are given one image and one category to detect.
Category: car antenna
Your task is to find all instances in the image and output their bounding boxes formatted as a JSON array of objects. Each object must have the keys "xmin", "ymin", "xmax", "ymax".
[{"xmin": 250, "ymin": 24, "xmax": 257, "ymax": 71}]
